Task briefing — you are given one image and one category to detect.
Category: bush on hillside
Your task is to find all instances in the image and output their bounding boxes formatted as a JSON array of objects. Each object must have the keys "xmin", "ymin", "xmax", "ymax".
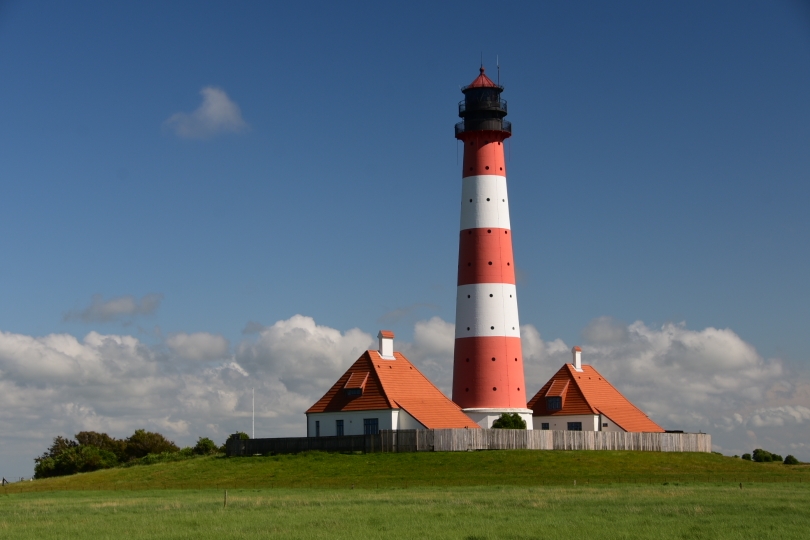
[
  {"xmin": 75, "ymin": 431, "xmax": 128, "ymax": 462},
  {"xmin": 784, "ymin": 455, "xmax": 800, "ymax": 465},
  {"xmin": 491, "ymin": 413, "xmax": 527, "ymax": 430},
  {"xmin": 193, "ymin": 437, "xmax": 219, "ymax": 455},
  {"xmin": 752, "ymin": 448, "xmax": 784, "ymax": 463},
  {"xmin": 741, "ymin": 453, "xmax": 752, "ymax": 461},
  {"xmin": 126, "ymin": 449, "xmax": 195, "ymax": 467},
  {"xmin": 221, "ymin": 432, "xmax": 250, "ymax": 453},
  {"xmin": 34, "ymin": 445, "xmax": 119, "ymax": 478},
  {"xmin": 40, "ymin": 436, "xmax": 78, "ymax": 460},
  {"xmin": 125, "ymin": 429, "xmax": 180, "ymax": 460}
]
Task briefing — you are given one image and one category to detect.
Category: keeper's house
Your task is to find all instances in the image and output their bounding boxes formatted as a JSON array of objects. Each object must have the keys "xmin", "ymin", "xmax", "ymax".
[
  {"xmin": 528, "ymin": 346, "xmax": 664, "ymax": 433},
  {"xmin": 306, "ymin": 331, "xmax": 478, "ymax": 437}
]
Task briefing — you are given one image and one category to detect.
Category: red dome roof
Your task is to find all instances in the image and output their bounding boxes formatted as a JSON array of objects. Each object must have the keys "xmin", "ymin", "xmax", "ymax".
[{"xmin": 466, "ymin": 66, "xmax": 498, "ymax": 89}]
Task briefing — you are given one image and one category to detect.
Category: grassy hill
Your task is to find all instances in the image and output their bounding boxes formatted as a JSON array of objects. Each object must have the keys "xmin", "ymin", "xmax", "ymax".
[{"xmin": 4, "ymin": 450, "xmax": 809, "ymax": 493}]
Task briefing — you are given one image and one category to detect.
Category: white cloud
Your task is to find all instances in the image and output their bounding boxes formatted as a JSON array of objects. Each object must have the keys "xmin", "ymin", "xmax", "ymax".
[
  {"xmin": 164, "ymin": 87, "xmax": 248, "ymax": 139},
  {"xmin": 63, "ymin": 294, "xmax": 162, "ymax": 323},
  {"xmin": 236, "ymin": 315, "xmax": 373, "ymax": 395},
  {"xmin": 166, "ymin": 332, "xmax": 229, "ymax": 361},
  {"xmin": 398, "ymin": 316, "xmax": 455, "ymax": 395},
  {"xmin": 1, "ymin": 314, "xmax": 808, "ymax": 479}
]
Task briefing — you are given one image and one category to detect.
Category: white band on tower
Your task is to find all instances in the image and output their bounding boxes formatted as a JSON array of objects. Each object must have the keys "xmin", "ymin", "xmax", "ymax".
[{"xmin": 460, "ymin": 175, "xmax": 511, "ymax": 230}]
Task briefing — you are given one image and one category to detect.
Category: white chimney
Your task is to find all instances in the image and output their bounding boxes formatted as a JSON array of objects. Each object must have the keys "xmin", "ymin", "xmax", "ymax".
[
  {"xmin": 378, "ymin": 330, "xmax": 395, "ymax": 359},
  {"xmin": 572, "ymin": 346, "xmax": 583, "ymax": 371}
]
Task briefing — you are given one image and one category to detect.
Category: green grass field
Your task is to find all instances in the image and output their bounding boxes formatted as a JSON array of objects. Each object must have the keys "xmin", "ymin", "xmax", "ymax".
[{"xmin": 2, "ymin": 451, "xmax": 809, "ymax": 538}]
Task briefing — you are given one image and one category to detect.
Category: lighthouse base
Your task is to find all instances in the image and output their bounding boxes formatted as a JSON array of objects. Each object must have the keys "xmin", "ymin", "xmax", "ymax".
[{"xmin": 462, "ymin": 408, "xmax": 534, "ymax": 430}]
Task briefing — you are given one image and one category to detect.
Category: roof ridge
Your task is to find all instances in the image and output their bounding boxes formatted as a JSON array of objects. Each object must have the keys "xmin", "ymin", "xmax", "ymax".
[
  {"xmin": 564, "ymin": 364, "xmax": 598, "ymax": 414},
  {"xmin": 584, "ymin": 364, "xmax": 654, "ymax": 419},
  {"xmin": 366, "ymin": 350, "xmax": 395, "ymax": 409}
]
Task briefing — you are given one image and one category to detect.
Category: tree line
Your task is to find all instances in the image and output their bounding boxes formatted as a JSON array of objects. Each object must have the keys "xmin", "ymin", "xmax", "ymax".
[
  {"xmin": 34, "ymin": 430, "xmax": 248, "ymax": 479},
  {"xmin": 739, "ymin": 448, "xmax": 800, "ymax": 464}
]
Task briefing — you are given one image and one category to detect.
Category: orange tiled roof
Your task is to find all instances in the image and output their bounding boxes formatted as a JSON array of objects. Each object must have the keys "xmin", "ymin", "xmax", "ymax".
[
  {"xmin": 378, "ymin": 330, "xmax": 395, "ymax": 338},
  {"xmin": 306, "ymin": 350, "xmax": 479, "ymax": 429},
  {"xmin": 528, "ymin": 364, "xmax": 664, "ymax": 432}
]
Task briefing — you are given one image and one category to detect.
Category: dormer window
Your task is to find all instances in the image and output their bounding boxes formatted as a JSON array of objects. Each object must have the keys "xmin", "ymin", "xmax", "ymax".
[
  {"xmin": 546, "ymin": 396, "xmax": 562, "ymax": 411},
  {"xmin": 344, "ymin": 372, "xmax": 369, "ymax": 397}
]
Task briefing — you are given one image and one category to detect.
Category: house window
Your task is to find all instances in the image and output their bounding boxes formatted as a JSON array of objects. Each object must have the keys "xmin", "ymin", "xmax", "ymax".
[
  {"xmin": 315, "ymin": 420, "xmax": 320, "ymax": 437},
  {"xmin": 546, "ymin": 397, "xmax": 562, "ymax": 411},
  {"xmin": 336, "ymin": 419, "xmax": 344, "ymax": 436},
  {"xmin": 346, "ymin": 388, "xmax": 362, "ymax": 396},
  {"xmin": 541, "ymin": 423, "xmax": 549, "ymax": 430},
  {"xmin": 363, "ymin": 418, "xmax": 379, "ymax": 435},
  {"xmin": 602, "ymin": 423, "xmax": 608, "ymax": 428},
  {"xmin": 567, "ymin": 422, "xmax": 582, "ymax": 431}
]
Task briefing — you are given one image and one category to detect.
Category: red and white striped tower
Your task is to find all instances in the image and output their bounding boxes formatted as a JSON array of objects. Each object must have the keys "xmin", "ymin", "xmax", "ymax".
[{"xmin": 452, "ymin": 67, "xmax": 532, "ymax": 428}]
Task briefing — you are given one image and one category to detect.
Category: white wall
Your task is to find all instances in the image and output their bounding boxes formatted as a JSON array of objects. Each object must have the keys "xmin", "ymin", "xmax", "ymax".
[
  {"xmin": 463, "ymin": 408, "xmax": 534, "ymax": 429},
  {"xmin": 598, "ymin": 413, "xmax": 624, "ymax": 432},
  {"xmin": 532, "ymin": 414, "xmax": 602, "ymax": 431},
  {"xmin": 396, "ymin": 409, "xmax": 426, "ymax": 430},
  {"xmin": 307, "ymin": 409, "xmax": 425, "ymax": 436}
]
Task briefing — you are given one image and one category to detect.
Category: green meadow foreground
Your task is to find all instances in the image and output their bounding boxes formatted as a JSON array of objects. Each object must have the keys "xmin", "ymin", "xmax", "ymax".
[{"xmin": 2, "ymin": 451, "xmax": 809, "ymax": 538}]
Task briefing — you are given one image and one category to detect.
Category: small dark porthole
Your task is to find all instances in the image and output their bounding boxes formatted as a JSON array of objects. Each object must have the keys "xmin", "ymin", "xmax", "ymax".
[
  {"xmin": 467, "ymin": 262, "xmax": 471, "ymax": 266},
  {"xmin": 514, "ymin": 358, "xmax": 517, "ymax": 361},
  {"xmin": 466, "ymin": 327, "xmax": 470, "ymax": 331},
  {"xmin": 467, "ymin": 294, "xmax": 470, "ymax": 298},
  {"xmin": 500, "ymin": 167, "xmax": 503, "ymax": 170},
  {"xmin": 465, "ymin": 388, "xmax": 469, "ymax": 392},
  {"xmin": 469, "ymin": 199, "xmax": 473, "ymax": 202},
  {"xmin": 493, "ymin": 387, "xmax": 497, "ymax": 391},
  {"xmin": 490, "ymin": 326, "xmax": 495, "ymax": 330},
  {"xmin": 491, "ymin": 357, "xmax": 496, "ymax": 361},
  {"xmin": 469, "ymin": 167, "xmax": 473, "ymax": 171},
  {"xmin": 489, "ymin": 294, "xmax": 493, "ymax": 297},
  {"xmin": 486, "ymin": 198, "xmax": 490, "ymax": 201},
  {"xmin": 502, "ymin": 199, "xmax": 505, "ymax": 202},
  {"xmin": 485, "ymin": 166, "xmax": 490, "ymax": 170},
  {"xmin": 510, "ymin": 294, "xmax": 512, "ymax": 297},
  {"xmin": 487, "ymin": 229, "xmax": 491, "ymax": 233},
  {"xmin": 512, "ymin": 326, "xmax": 515, "ymax": 330},
  {"xmin": 507, "ymin": 262, "xmax": 510, "ymax": 266},
  {"xmin": 466, "ymin": 358, "xmax": 470, "ymax": 362},
  {"xmin": 518, "ymin": 387, "xmax": 520, "ymax": 391},
  {"xmin": 488, "ymin": 261, "xmax": 492, "ymax": 265},
  {"xmin": 468, "ymin": 230, "xmax": 472, "ymax": 234}
]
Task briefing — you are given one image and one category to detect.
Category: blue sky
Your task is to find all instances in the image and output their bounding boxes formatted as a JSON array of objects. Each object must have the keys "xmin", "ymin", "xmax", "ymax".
[{"xmin": 1, "ymin": 1, "xmax": 809, "ymax": 476}]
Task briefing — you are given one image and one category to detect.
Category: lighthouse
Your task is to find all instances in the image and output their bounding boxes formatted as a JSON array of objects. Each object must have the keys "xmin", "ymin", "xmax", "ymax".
[{"xmin": 452, "ymin": 67, "xmax": 533, "ymax": 429}]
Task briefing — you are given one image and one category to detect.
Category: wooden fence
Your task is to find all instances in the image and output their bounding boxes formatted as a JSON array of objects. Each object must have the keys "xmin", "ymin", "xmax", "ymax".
[
  {"xmin": 227, "ymin": 429, "xmax": 711, "ymax": 456},
  {"xmin": 227, "ymin": 434, "xmax": 381, "ymax": 456}
]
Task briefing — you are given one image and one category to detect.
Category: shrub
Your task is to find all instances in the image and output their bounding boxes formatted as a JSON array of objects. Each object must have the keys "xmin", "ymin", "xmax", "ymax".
[
  {"xmin": 491, "ymin": 413, "xmax": 527, "ymax": 430},
  {"xmin": 125, "ymin": 429, "xmax": 180, "ymax": 460},
  {"xmin": 771, "ymin": 453, "xmax": 783, "ymax": 463},
  {"xmin": 784, "ymin": 455, "xmax": 800, "ymax": 465},
  {"xmin": 193, "ymin": 437, "xmax": 218, "ymax": 455},
  {"xmin": 221, "ymin": 432, "xmax": 250, "ymax": 453},
  {"xmin": 741, "ymin": 453, "xmax": 752, "ymax": 461},
  {"xmin": 40, "ymin": 436, "xmax": 78, "ymax": 460},
  {"xmin": 752, "ymin": 449, "xmax": 776, "ymax": 463},
  {"xmin": 75, "ymin": 431, "xmax": 128, "ymax": 462},
  {"xmin": 34, "ymin": 445, "xmax": 118, "ymax": 478}
]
